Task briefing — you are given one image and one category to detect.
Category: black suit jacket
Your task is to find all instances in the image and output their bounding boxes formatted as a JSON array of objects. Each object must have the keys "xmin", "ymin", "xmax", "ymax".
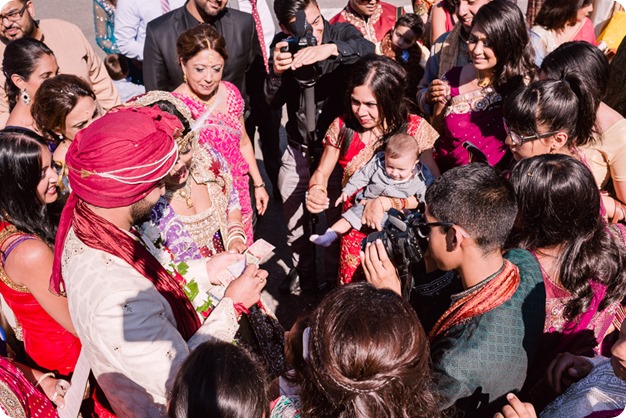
[{"xmin": 143, "ymin": 5, "xmax": 261, "ymax": 95}]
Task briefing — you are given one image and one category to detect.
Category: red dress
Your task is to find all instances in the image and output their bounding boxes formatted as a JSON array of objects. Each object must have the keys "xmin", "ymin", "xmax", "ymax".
[
  {"xmin": 0, "ymin": 222, "xmax": 80, "ymax": 376},
  {"xmin": 323, "ymin": 114, "xmax": 438, "ymax": 284}
]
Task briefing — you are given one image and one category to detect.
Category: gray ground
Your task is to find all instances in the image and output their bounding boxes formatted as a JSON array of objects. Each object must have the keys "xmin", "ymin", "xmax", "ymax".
[{"xmin": 32, "ymin": 0, "xmax": 410, "ymax": 328}]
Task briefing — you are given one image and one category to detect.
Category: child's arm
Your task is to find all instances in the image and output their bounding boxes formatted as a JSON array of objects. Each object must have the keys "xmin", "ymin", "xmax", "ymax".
[{"xmin": 342, "ymin": 154, "xmax": 381, "ymax": 197}]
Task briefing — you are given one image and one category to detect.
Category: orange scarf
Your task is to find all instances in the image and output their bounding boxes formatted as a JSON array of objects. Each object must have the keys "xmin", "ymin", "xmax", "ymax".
[{"xmin": 429, "ymin": 260, "xmax": 520, "ymax": 339}]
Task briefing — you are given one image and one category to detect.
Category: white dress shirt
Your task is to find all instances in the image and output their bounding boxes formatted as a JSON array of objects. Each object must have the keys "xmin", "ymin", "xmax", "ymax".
[{"xmin": 114, "ymin": 0, "xmax": 186, "ymax": 60}]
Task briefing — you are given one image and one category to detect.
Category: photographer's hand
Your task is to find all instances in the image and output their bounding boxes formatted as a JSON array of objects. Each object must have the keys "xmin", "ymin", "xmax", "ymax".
[
  {"xmin": 273, "ymin": 41, "xmax": 293, "ymax": 76},
  {"xmin": 291, "ymin": 44, "xmax": 338, "ymax": 69},
  {"xmin": 361, "ymin": 239, "xmax": 401, "ymax": 295}
]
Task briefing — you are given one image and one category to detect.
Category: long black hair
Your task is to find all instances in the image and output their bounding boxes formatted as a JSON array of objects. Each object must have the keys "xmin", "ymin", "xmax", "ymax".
[
  {"xmin": 508, "ymin": 154, "xmax": 626, "ymax": 320},
  {"xmin": 471, "ymin": 0, "xmax": 536, "ymax": 96},
  {"xmin": 340, "ymin": 55, "xmax": 410, "ymax": 156},
  {"xmin": 3, "ymin": 38, "xmax": 55, "ymax": 111},
  {"xmin": 0, "ymin": 129, "xmax": 57, "ymax": 244}
]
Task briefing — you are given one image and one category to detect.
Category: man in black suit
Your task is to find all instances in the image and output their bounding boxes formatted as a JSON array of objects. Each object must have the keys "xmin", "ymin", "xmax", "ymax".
[{"xmin": 143, "ymin": 0, "xmax": 261, "ymax": 94}]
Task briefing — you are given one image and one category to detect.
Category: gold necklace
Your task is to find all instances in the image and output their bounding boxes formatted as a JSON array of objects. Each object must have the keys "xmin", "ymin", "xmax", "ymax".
[
  {"xmin": 169, "ymin": 182, "xmax": 194, "ymax": 208},
  {"xmin": 189, "ymin": 85, "xmax": 219, "ymax": 107},
  {"xmin": 477, "ymin": 69, "xmax": 494, "ymax": 88}
]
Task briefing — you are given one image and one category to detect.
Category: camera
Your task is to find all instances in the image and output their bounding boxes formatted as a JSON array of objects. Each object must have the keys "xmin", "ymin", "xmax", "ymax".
[
  {"xmin": 362, "ymin": 209, "xmax": 429, "ymax": 299},
  {"xmin": 280, "ymin": 10, "xmax": 319, "ymax": 86},
  {"xmin": 280, "ymin": 34, "xmax": 317, "ymax": 55}
]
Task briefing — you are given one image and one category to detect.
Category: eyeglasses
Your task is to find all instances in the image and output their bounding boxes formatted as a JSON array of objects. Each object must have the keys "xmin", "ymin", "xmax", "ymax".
[
  {"xmin": 415, "ymin": 222, "xmax": 455, "ymax": 238},
  {"xmin": 503, "ymin": 119, "xmax": 560, "ymax": 146},
  {"xmin": 0, "ymin": 2, "xmax": 29, "ymax": 23},
  {"xmin": 354, "ymin": 0, "xmax": 380, "ymax": 4}
]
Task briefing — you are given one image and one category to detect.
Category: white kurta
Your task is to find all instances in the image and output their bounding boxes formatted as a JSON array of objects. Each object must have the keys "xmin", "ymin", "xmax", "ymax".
[{"xmin": 61, "ymin": 228, "xmax": 239, "ymax": 417}]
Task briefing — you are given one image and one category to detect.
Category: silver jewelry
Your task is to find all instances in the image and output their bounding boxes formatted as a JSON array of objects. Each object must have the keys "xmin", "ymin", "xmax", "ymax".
[{"xmin": 20, "ymin": 89, "xmax": 30, "ymax": 105}]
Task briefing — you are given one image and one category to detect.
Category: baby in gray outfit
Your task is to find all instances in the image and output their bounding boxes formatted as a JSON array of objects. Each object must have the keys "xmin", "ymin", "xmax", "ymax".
[{"xmin": 311, "ymin": 133, "xmax": 433, "ymax": 247}]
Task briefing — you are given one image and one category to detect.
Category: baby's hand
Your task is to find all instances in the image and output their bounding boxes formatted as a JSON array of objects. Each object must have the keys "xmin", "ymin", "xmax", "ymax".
[{"xmin": 335, "ymin": 193, "xmax": 348, "ymax": 207}]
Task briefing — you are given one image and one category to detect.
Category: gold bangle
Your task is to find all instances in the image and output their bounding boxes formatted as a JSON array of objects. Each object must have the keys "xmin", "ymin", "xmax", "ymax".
[{"xmin": 308, "ymin": 184, "xmax": 327, "ymax": 195}]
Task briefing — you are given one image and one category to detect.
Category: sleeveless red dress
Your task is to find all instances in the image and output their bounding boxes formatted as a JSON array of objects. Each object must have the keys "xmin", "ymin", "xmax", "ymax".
[{"xmin": 0, "ymin": 222, "xmax": 80, "ymax": 376}]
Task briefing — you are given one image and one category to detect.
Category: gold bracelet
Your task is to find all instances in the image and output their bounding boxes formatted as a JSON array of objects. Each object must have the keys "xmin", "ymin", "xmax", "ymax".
[{"xmin": 308, "ymin": 184, "xmax": 327, "ymax": 195}]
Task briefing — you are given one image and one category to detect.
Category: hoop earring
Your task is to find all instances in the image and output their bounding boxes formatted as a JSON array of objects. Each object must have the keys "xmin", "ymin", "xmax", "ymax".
[{"xmin": 20, "ymin": 89, "xmax": 30, "ymax": 105}]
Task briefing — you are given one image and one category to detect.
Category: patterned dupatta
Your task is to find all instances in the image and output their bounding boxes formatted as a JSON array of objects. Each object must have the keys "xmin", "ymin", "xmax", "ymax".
[
  {"xmin": 429, "ymin": 260, "xmax": 520, "ymax": 339},
  {"xmin": 0, "ymin": 357, "xmax": 58, "ymax": 418},
  {"xmin": 438, "ymin": 22, "xmax": 464, "ymax": 79}
]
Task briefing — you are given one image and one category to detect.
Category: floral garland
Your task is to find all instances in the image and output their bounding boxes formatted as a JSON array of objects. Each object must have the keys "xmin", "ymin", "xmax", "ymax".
[{"xmin": 137, "ymin": 221, "xmax": 214, "ymax": 318}]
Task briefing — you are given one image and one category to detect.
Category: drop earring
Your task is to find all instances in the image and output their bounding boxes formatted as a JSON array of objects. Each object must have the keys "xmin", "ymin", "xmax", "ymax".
[
  {"xmin": 183, "ymin": 74, "xmax": 188, "ymax": 84},
  {"xmin": 20, "ymin": 89, "xmax": 31, "ymax": 105}
]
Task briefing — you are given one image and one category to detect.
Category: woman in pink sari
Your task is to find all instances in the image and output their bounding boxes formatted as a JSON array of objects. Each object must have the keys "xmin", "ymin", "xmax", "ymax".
[
  {"xmin": 508, "ymin": 155, "xmax": 626, "ymax": 406},
  {"xmin": 172, "ymin": 24, "xmax": 269, "ymax": 245},
  {"xmin": 306, "ymin": 56, "xmax": 439, "ymax": 284}
]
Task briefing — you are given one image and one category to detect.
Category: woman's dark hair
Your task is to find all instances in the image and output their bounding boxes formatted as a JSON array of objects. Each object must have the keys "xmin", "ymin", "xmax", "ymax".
[
  {"xmin": 340, "ymin": 55, "xmax": 410, "ymax": 155},
  {"xmin": 471, "ymin": 0, "xmax": 536, "ymax": 96},
  {"xmin": 3, "ymin": 38, "xmax": 55, "ymax": 111},
  {"xmin": 541, "ymin": 41, "xmax": 609, "ymax": 117},
  {"xmin": 535, "ymin": 0, "xmax": 591, "ymax": 30},
  {"xmin": 177, "ymin": 24, "xmax": 228, "ymax": 63},
  {"xmin": 300, "ymin": 283, "xmax": 440, "ymax": 418},
  {"xmin": 508, "ymin": 154, "xmax": 626, "ymax": 320},
  {"xmin": 32, "ymin": 74, "xmax": 96, "ymax": 141},
  {"xmin": 503, "ymin": 77, "xmax": 596, "ymax": 147},
  {"xmin": 0, "ymin": 129, "xmax": 57, "ymax": 244},
  {"xmin": 168, "ymin": 341, "xmax": 269, "ymax": 418},
  {"xmin": 395, "ymin": 13, "xmax": 425, "ymax": 39}
]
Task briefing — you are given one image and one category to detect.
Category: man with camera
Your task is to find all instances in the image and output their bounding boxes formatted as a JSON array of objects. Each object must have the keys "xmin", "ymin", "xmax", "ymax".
[
  {"xmin": 265, "ymin": 0, "xmax": 374, "ymax": 294},
  {"xmin": 362, "ymin": 163, "xmax": 546, "ymax": 416}
]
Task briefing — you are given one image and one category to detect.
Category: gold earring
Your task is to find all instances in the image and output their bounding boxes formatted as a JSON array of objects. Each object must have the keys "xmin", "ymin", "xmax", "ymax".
[{"xmin": 184, "ymin": 74, "xmax": 188, "ymax": 84}]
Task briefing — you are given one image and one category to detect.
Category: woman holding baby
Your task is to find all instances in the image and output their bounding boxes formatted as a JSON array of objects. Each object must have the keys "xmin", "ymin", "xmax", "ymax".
[{"xmin": 306, "ymin": 55, "xmax": 440, "ymax": 284}]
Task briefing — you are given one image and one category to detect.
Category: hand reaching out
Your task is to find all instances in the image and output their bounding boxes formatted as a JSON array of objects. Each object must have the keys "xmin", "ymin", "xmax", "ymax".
[{"xmin": 335, "ymin": 192, "xmax": 348, "ymax": 207}]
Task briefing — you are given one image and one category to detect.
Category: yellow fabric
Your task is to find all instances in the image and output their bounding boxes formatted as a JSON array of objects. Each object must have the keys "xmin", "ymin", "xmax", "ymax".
[
  {"xmin": 598, "ymin": 10, "xmax": 626, "ymax": 51},
  {"xmin": 582, "ymin": 118, "xmax": 626, "ymax": 187}
]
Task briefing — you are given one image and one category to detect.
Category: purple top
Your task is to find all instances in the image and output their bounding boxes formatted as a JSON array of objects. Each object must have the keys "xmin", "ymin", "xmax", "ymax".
[{"xmin": 435, "ymin": 66, "xmax": 508, "ymax": 172}]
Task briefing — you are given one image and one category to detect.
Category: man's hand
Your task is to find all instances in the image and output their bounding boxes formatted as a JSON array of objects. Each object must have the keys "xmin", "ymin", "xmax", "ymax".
[
  {"xmin": 291, "ymin": 44, "xmax": 338, "ymax": 69},
  {"xmin": 546, "ymin": 352, "xmax": 593, "ymax": 394},
  {"xmin": 494, "ymin": 394, "xmax": 537, "ymax": 418},
  {"xmin": 224, "ymin": 264, "xmax": 267, "ymax": 309},
  {"xmin": 272, "ymin": 41, "xmax": 294, "ymax": 76},
  {"xmin": 361, "ymin": 239, "xmax": 401, "ymax": 295},
  {"xmin": 426, "ymin": 79, "xmax": 450, "ymax": 105}
]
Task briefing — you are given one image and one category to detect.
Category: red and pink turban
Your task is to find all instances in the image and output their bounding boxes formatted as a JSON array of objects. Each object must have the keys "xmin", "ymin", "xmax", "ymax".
[{"xmin": 66, "ymin": 106, "xmax": 180, "ymax": 207}]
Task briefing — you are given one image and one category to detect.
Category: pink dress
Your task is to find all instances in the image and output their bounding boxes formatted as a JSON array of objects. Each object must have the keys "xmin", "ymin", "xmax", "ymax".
[{"xmin": 174, "ymin": 82, "xmax": 253, "ymax": 244}]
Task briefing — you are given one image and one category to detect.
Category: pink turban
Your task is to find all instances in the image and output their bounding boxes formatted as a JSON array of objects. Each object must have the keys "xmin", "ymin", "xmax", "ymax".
[{"xmin": 66, "ymin": 106, "xmax": 180, "ymax": 207}]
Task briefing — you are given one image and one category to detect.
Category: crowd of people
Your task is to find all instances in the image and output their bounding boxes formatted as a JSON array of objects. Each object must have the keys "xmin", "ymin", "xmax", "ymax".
[{"xmin": 0, "ymin": 0, "xmax": 625, "ymax": 416}]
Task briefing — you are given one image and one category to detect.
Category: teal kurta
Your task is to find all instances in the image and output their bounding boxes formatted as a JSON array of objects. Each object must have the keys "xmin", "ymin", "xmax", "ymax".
[{"xmin": 430, "ymin": 248, "xmax": 546, "ymax": 416}]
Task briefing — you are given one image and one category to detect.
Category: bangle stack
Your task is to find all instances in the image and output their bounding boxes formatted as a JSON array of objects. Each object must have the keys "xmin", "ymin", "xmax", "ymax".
[
  {"xmin": 226, "ymin": 221, "xmax": 247, "ymax": 248},
  {"xmin": 390, "ymin": 198, "xmax": 407, "ymax": 211}
]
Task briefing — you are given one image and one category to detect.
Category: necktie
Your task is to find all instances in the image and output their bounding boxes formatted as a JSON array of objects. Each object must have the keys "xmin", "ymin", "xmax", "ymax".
[
  {"xmin": 249, "ymin": 0, "xmax": 269, "ymax": 73},
  {"xmin": 161, "ymin": 0, "xmax": 170, "ymax": 14}
]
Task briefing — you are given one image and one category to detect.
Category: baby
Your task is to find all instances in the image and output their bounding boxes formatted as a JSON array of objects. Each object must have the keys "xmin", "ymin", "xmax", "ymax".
[{"xmin": 311, "ymin": 133, "xmax": 433, "ymax": 247}]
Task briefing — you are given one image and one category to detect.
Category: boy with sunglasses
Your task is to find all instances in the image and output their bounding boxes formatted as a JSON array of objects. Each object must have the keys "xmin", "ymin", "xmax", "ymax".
[{"xmin": 362, "ymin": 163, "xmax": 546, "ymax": 416}]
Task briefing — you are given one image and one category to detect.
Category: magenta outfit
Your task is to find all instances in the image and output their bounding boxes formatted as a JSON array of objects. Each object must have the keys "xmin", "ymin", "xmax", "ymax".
[
  {"xmin": 435, "ymin": 66, "xmax": 508, "ymax": 172},
  {"xmin": 173, "ymin": 82, "xmax": 253, "ymax": 244}
]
